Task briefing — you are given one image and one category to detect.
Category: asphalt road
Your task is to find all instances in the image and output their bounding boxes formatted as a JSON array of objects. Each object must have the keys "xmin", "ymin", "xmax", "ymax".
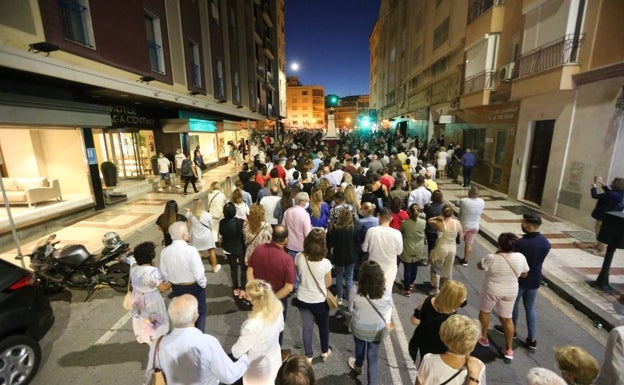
[{"xmin": 31, "ymin": 229, "xmax": 608, "ymax": 385}]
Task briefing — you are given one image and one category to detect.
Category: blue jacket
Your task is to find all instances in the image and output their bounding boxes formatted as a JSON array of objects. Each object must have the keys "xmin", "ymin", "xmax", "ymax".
[{"xmin": 591, "ymin": 186, "xmax": 624, "ymax": 221}]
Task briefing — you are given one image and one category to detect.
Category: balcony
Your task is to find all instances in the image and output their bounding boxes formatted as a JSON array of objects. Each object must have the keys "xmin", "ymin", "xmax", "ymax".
[
  {"xmin": 264, "ymin": 39, "xmax": 274, "ymax": 60},
  {"xmin": 463, "ymin": 70, "xmax": 495, "ymax": 94},
  {"xmin": 468, "ymin": 0, "xmax": 504, "ymax": 24},
  {"xmin": 262, "ymin": 2, "xmax": 273, "ymax": 28},
  {"xmin": 466, "ymin": 0, "xmax": 505, "ymax": 43},
  {"xmin": 513, "ymin": 34, "xmax": 584, "ymax": 79}
]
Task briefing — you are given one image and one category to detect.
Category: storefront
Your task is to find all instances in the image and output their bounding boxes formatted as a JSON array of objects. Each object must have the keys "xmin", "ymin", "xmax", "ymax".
[
  {"xmin": 0, "ymin": 93, "xmax": 111, "ymax": 205},
  {"xmin": 445, "ymin": 102, "xmax": 520, "ymax": 193},
  {"xmin": 93, "ymin": 105, "xmax": 159, "ymax": 179}
]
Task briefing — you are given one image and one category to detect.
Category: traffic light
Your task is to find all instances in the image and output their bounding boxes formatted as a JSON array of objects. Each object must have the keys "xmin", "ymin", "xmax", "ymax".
[
  {"xmin": 327, "ymin": 94, "xmax": 340, "ymax": 107},
  {"xmin": 358, "ymin": 115, "xmax": 370, "ymax": 128}
]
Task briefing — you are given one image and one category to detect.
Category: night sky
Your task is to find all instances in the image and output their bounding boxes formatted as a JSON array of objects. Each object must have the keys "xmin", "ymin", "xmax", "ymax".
[{"xmin": 284, "ymin": 0, "xmax": 381, "ymax": 98}]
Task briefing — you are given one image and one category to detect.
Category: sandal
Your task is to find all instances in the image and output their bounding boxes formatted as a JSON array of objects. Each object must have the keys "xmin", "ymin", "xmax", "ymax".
[
  {"xmin": 233, "ymin": 289, "xmax": 240, "ymax": 297},
  {"xmin": 238, "ymin": 290, "xmax": 246, "ymax": 299}
]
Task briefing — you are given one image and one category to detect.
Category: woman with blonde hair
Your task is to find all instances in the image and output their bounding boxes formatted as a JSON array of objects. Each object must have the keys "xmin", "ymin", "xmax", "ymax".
[
  {"xmin": 428, "ymin": 204, "xmax": 463, "ymax": 295},
  {"xmin": 293, "ymin": 228, "xmax": 333, "ymax": 363},
  {"xmin": 185, "ymin": 198, "xmax": 220, "ymax": 272},
  {"xmin": 207, "ymin": 181, "xmax": 227, "ymax": 245},
  {"xmin": 231, "ymin": 188, "xmax": 250, "ymax": 220},
  {"xmin": 554, "ymin": 346, "xmax": 599, "ymax": 385},
  {"xmin": 416, "ymin": 315, "xmax": 486, "ymax": 385},
  {"xmin": 243, "ymin": 205, "xmax": 273, "ymax": 298},
  {"xmin": 408, "ymin": 280, "xmax": 468, "ymax": 364},
  {"xmin": 309, "ymin": 188, "xmax": 330, "ymax": 229},
  {"xmin": 232, "ymin": 279, "xmax": 284, "ymax": 385},
  {"xmin": 343, "ymin": 184, "xmax": 360, "ymax": 215}
]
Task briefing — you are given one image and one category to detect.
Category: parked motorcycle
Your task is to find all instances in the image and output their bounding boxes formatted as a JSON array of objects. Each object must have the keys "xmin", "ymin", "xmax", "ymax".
[{"xmin": 26, "ymin": 232, "xmax": 135, "ymax": 299}]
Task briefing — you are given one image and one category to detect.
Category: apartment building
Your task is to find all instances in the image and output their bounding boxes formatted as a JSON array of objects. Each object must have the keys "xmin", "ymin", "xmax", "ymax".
[
  {"xmin": 329, "ymin": 95, "xmax": 371, "ymax": 132},
  {"xmin": 0, "ymin": 0, "xmax": 285, "ymax": 209},
  {"xmin": 285, "ymin": 76, "xmax": 325, "ymax": 130},
  {"xmin": 371, "ymin": 0, "xmax": 624, "ymax": 230}
]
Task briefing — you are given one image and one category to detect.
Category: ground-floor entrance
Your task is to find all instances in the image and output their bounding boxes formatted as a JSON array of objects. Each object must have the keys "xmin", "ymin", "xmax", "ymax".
[{"xmin": 93, "ymin": 129, "xmax": 156, "ymax": 179}]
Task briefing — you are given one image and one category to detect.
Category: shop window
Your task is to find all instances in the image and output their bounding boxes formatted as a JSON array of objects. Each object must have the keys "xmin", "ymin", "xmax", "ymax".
[
  {"xmin": 144, "ymin": 11, "xmax": 165, "ymax": 73},
  {"xmin": 190, "ymin": 42, "xmax": 202, "ymax": 87},
  {"xmin": 58, "ymin": 0, "xmax": 95, "ymax": 47}
]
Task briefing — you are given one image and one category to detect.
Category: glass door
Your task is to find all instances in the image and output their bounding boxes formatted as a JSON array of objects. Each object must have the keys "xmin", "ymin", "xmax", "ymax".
[{"xmin": 104, "ymin": 130, "xmax": 145, "ymax": 179}]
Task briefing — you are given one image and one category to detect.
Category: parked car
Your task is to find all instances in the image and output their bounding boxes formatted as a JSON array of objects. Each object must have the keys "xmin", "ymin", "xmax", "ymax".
[{"xmin": 0, "ymin": 259, "xmax": 55, "ymax": 385}]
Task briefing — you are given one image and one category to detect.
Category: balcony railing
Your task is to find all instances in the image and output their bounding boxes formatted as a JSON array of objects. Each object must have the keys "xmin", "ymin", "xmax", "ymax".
[
  {"xmin": 513, "ymin": 34, "xmax": 584, "ymax": 79},
  {"xmin": 462, "ymin": 70, "xmax": 495, "ymax": 94},
  {"xmin": 468, "ymin": 0, "xmax": 504, "ymax": 24}
]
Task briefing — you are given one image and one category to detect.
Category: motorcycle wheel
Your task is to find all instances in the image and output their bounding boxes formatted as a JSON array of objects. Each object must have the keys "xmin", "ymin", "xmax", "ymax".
[
  {"xmin": 106, "ymin": 263, "xmax": 130, "ymax": 292},
  {"xmin": 38, "ymin": 273, "xmax": 64, "ymax": 294}
]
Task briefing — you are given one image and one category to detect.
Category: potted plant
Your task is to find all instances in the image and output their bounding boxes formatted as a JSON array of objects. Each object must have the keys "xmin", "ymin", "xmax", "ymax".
[
  {"xmin": 150, "ymin": 154, "xmax": 159, "ymax": 176},
  {"xmin": 100, "ymin": 161, "xmax": 118, "ymax": 187}
]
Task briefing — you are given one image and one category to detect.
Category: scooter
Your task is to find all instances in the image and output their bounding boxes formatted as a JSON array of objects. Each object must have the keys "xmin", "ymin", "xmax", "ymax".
[{"xmin": 26, "ymin": 232, "xmax": 135, "ymax": 300}]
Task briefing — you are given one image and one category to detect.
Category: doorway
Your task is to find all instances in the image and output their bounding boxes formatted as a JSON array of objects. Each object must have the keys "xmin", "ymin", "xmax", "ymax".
[
  {"xmin": 524, "ymin": 120, "xmax": 554, "ymax": 205},
  {"xmin": 99, "ymin": 130, "xmax": 153, "ymax": 179}
]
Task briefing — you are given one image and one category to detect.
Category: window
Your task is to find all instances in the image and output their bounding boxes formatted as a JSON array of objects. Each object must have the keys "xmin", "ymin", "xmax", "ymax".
[
  {"xmin": 433, "ymin": 17, "xmax": 450, "ymax": 50},
  {"xmin": 190, "ymin": 42, "xmax": 201, "ymax": 87},
  {"xmin": 412, "ymin": 45, "xmax": 423, "ymax": 67},
  {"xmin": 302, "ymin": 90, "xmax": 308, "ymax": 95},
  {"xmin": 211, "ymin": 0, "xmax": 219, "ymax": 23},
  {"xmin": 144, "ymin": 12, "xmax": 165, "ymax": 73},
  {"xmin": 58, "ymin": 0, "xmax": 95, "ymax": 47},
  {"xmin": 215, "ymin": 58, "xmax": 224, "ymax": 98},
  {"xmin": 229, "ymin": 8, "xmax": 237, "ymax": 45},
  {"xmin": 233, "ymin": 72, "xmax": 240, "ymax": 102},
  {"xmin": 431, "ymin": 56, "xmax": 449, "ymax": 76}
]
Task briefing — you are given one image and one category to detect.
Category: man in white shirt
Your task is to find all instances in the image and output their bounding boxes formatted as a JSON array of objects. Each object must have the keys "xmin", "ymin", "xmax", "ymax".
[
  {"xmin": 407, "ymin": 175, "xmax": 432, "ymax": 210},
  {"xmin": 160, "ymin": 222, "xmax": 208, "ymax": 332},
  {"xmin": 362, "ymin": 208, "xmax": 403, "ymax": 320},
  {"xmin": 146, "ymin": 295, "xmax": 248, "ymax": 385},
  {"xmin": 157, "ymin": 152, "xmax": 172, "ymax": 192},
  {"xmin": 456, "ymin": 186, "xmax": 485, "ymax": 266},
  {"xmin": 259, "ymin": 185, "xmax": 281, "ymax": 225}
]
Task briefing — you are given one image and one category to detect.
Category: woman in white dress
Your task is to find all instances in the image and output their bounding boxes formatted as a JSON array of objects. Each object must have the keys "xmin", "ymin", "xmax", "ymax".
[
  {"xmin": 129, "ymin": 242, "xmax": 170, "ymax": 345},
  {"xmin": 207, "ymin": 182, "xmax": 227, "ymax": 245},
  {"xmin": 436, "ymin": 147, "xmax": 449, "ymax": 178},
  {"xmin": 232, "ymin": 188, "xmax": 250, "ymax": 220},
  {"xmin": 185, "ymin": 198, "xmax": 221, "ymax": 273},
  {"xmin": 417, "ymin": 315, "xmax": 486, "ymax": 385},
  {"xmin": 232, "ymin": 279, "xmax": 284, "ymax": 385}
]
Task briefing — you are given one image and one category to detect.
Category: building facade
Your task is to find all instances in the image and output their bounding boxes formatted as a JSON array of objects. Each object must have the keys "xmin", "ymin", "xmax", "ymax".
[
  {"xmin": 284, "ymin": 76, "xmax": 325, "ymax": 130},
  {"xmin": 370, "ymin": 0, "xmax": 624, "ymax": 231},
  {"xmin": 0, "ymin": 0, "xmax": 285, "ymax": 209}
]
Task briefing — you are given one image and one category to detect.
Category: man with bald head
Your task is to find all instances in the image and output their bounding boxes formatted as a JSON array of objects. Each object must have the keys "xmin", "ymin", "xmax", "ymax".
[
  {"xmin": 146, "ymin": 294, "xmax": 248, "ymax": 384},
  {"xmin": 160, "ymin": 221, "xmax": 208, "ymax": 332}
]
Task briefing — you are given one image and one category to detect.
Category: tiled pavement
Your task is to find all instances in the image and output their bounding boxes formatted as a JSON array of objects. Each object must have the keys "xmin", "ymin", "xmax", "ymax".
[
  {"xmin": 437, "ymin": 178, "xmax": 624, "ymax": 330},
  {"xmin": 2, "ymin": 162, "xmax": 622, "ymax": 330}
]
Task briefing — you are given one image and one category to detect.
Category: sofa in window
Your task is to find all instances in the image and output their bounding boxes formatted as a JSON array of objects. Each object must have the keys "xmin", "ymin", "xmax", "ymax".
[{"xmin": 0, "ymin": 177, "xmax": 62, "ymax": 207}]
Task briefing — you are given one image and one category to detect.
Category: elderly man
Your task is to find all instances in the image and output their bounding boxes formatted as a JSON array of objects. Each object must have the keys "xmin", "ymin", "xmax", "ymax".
[
  {"xmin": 407, "ymin": 175, "xmax": 432, "ymax": 210},
  {"xmin": 282, "ymin": 192, "xmax": 312, "ymax": 292},
  {"xmin": 160, "ymin": 221, "xmax": 208, "ymax": 332},
  {"xmin": 146, "ymin": 295, "xmax": 248, "ymax": 385}
]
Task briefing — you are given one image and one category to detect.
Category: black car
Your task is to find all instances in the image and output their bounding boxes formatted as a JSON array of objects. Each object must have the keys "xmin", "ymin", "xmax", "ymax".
[{"xmin": 0, "ymin": 259, "xmax": 54, "ymax": 385}]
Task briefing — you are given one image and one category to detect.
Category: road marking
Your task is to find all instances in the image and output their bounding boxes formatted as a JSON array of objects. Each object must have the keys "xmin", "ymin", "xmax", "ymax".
[
  {"xmin": 383, "ymin": 325, "xmax": 403, "ymax": 385},
  {"xmin": 94, "ymin": 311, "xmax": 132, "ymax": 345},
  {"xmin": 392, "ymin": 305, "xmax": 418, "ymax": 383}
]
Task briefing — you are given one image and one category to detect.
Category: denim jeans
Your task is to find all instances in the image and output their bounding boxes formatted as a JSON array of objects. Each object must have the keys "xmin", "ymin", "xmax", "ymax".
[
  {"xmin": 334, "ymin": 263, "xmax": 355, "ymax": 301},
  {"xmin": 286, "ymin": 249, "xmax": 301, "ymax": 291},
  {"xmin": 512, "ymin": 286, "xmax": 538, "ymax": 339},
  {"xmin": 298, "ymin": 302, "xmax": 330, "ymax": 358},
  {"xmin": 354, "ymin": 335, "xmax": 382, "ymax": 385},
  {"xmin": 403, "ymin": 262, "xmax": 419, "ymax": 288},
  {"xmin": 227, "ymin": 253, "xmax": 246, "ymax": 290}
]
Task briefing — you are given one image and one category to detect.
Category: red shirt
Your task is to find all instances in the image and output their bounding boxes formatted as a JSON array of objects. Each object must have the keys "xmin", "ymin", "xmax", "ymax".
[
  {"xmin": 275, "ymin": 164, "xmax": 287, "ymax": 181},
  {"xmin": 247, "ymin": 242, "xmax": 295, "ymax": 292},
  {"xmin": 380, "ymin": 174, "xmax": 395, "ymax": 193},
  {"xmin": 390, "ymin": 210, "xmax": 409, "ymax": 230}
]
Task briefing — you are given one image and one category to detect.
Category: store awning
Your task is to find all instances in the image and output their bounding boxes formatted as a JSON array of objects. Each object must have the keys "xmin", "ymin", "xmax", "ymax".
[
  {"xmin": 0, "ymin": 92, "xmax": 111, "ymax": 127},
  {"xmin": 161, "ymin": 118, "xmax": 224, "ymax": 133}
]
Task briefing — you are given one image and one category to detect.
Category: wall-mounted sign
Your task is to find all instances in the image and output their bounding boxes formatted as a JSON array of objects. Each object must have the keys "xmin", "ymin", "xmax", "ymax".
[
  {"xmin": 111, "ymin": 105, "xmax": 158, "ymax": 129},
  {"xmin": 86, "ymin": 148, "xmax": 97, "ymax": 165},
  {"xmin": 439, "ymin": 115, "xmax": 456, "ymax": 124}
]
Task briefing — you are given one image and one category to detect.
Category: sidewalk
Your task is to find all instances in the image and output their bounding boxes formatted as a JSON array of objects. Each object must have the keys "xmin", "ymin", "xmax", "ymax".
[
  {"xmin": 1, "ymin": 163, "xmax": 239, "ymax": 268},
  {"xmin": 3, "ymin": 162, "xmax": 622, "ymax": 330},
  {"xmin": 437, "ymin": 178, "xmax": 624, "ymax": 330}
]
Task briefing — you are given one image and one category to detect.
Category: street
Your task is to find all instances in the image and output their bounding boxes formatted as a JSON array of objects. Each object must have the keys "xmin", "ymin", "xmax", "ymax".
[{"xmin": 31, "ymin": 230, "xmax": 608, "ymax": 385}]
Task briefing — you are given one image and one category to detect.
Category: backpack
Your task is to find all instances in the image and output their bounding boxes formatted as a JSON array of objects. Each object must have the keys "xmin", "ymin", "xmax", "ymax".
[{"xmin": 181, "ymin": 160, "xmax": 192, "ymax": 175}]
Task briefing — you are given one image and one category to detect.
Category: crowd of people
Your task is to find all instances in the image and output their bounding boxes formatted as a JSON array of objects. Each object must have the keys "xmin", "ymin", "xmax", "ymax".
[{"xmin": 127, "ymin": 129, "xmax": 621, "ymax": 385}]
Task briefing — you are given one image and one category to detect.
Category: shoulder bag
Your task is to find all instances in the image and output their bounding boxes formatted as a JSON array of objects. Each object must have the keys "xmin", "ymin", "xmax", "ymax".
[
  {"xmin": 498, "ymin": 252, "xmax": 520, "ymax": 277},
  {"xmin": 146, "ymin": 336, "xmax": 167, "ymax": 385},
  {"xmin": 364, "ymin": 296, "xmax": 392, "ymax": 337},
  {"xmin": 245, "ymin": 223, "xmax": 266, "ymax": 247},
  {"xmin": 122, "ymin": 278, "xmax": 132, "ymax": 311},
  {"xmin": 303, "ymin": 255, "xmax": 338, "ymax": 309},
  {"xmin": 438, "ymin": 362, "xmax": 467, "ymax": 385}
]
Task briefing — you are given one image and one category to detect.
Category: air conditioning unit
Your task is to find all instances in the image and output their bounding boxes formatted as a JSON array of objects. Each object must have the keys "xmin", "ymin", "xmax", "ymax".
[{"xmin": 499, "ymin": 62, "xmax": 515, "ymax": 82}]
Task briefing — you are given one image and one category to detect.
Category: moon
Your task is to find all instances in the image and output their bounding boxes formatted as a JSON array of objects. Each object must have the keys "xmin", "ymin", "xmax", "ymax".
[{"xmin": 290, "ymin": 62, "xmax": 300, "ymax": 71}]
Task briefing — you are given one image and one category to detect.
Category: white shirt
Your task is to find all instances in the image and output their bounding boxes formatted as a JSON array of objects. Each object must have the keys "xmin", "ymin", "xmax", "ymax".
[
  {"xmin": 295, "ymin": 253, "xmax": 332, "ymax": 303},
  {"xmin": 363, "ymin": 225, "xmax": 403, "ymax": 273},
  {"xmin": 157, "ymin": 157, "xmax": 171, "ymax": 173},
  {"xmin": 260, "ymin": 195, "xmax": 281, "ymax": 225},
  {"xmin": 480, "ymin": 252, "xmax": 529, "ymax": 296},
  {"xmin": 207, "ymin": 190, "xmax": 227, "ymax": 220},
  {"xmin": 146, "ymin": 327, "xmax": 249, "ymax": 385},
  {"xmin": 456, "ymin": 197, "xmax": 485, "ymax": 230},
  {"xmin": 595, "ymin": 326, "xmax": 624, "ymax": 385},
  {"xmin": 174, "ymin": 152, "xmax": 186, "ymax": 169},
  {"xmin": 408, "ymin": 187, "xmax": 432, "ymax": 210},
  {"xmin": 417, "ymin": 353, "xmax": 486, "ymax": 385},
  {"xmin": 160, "ymin": 240, "xmax": 207, "ymax": 288}
]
